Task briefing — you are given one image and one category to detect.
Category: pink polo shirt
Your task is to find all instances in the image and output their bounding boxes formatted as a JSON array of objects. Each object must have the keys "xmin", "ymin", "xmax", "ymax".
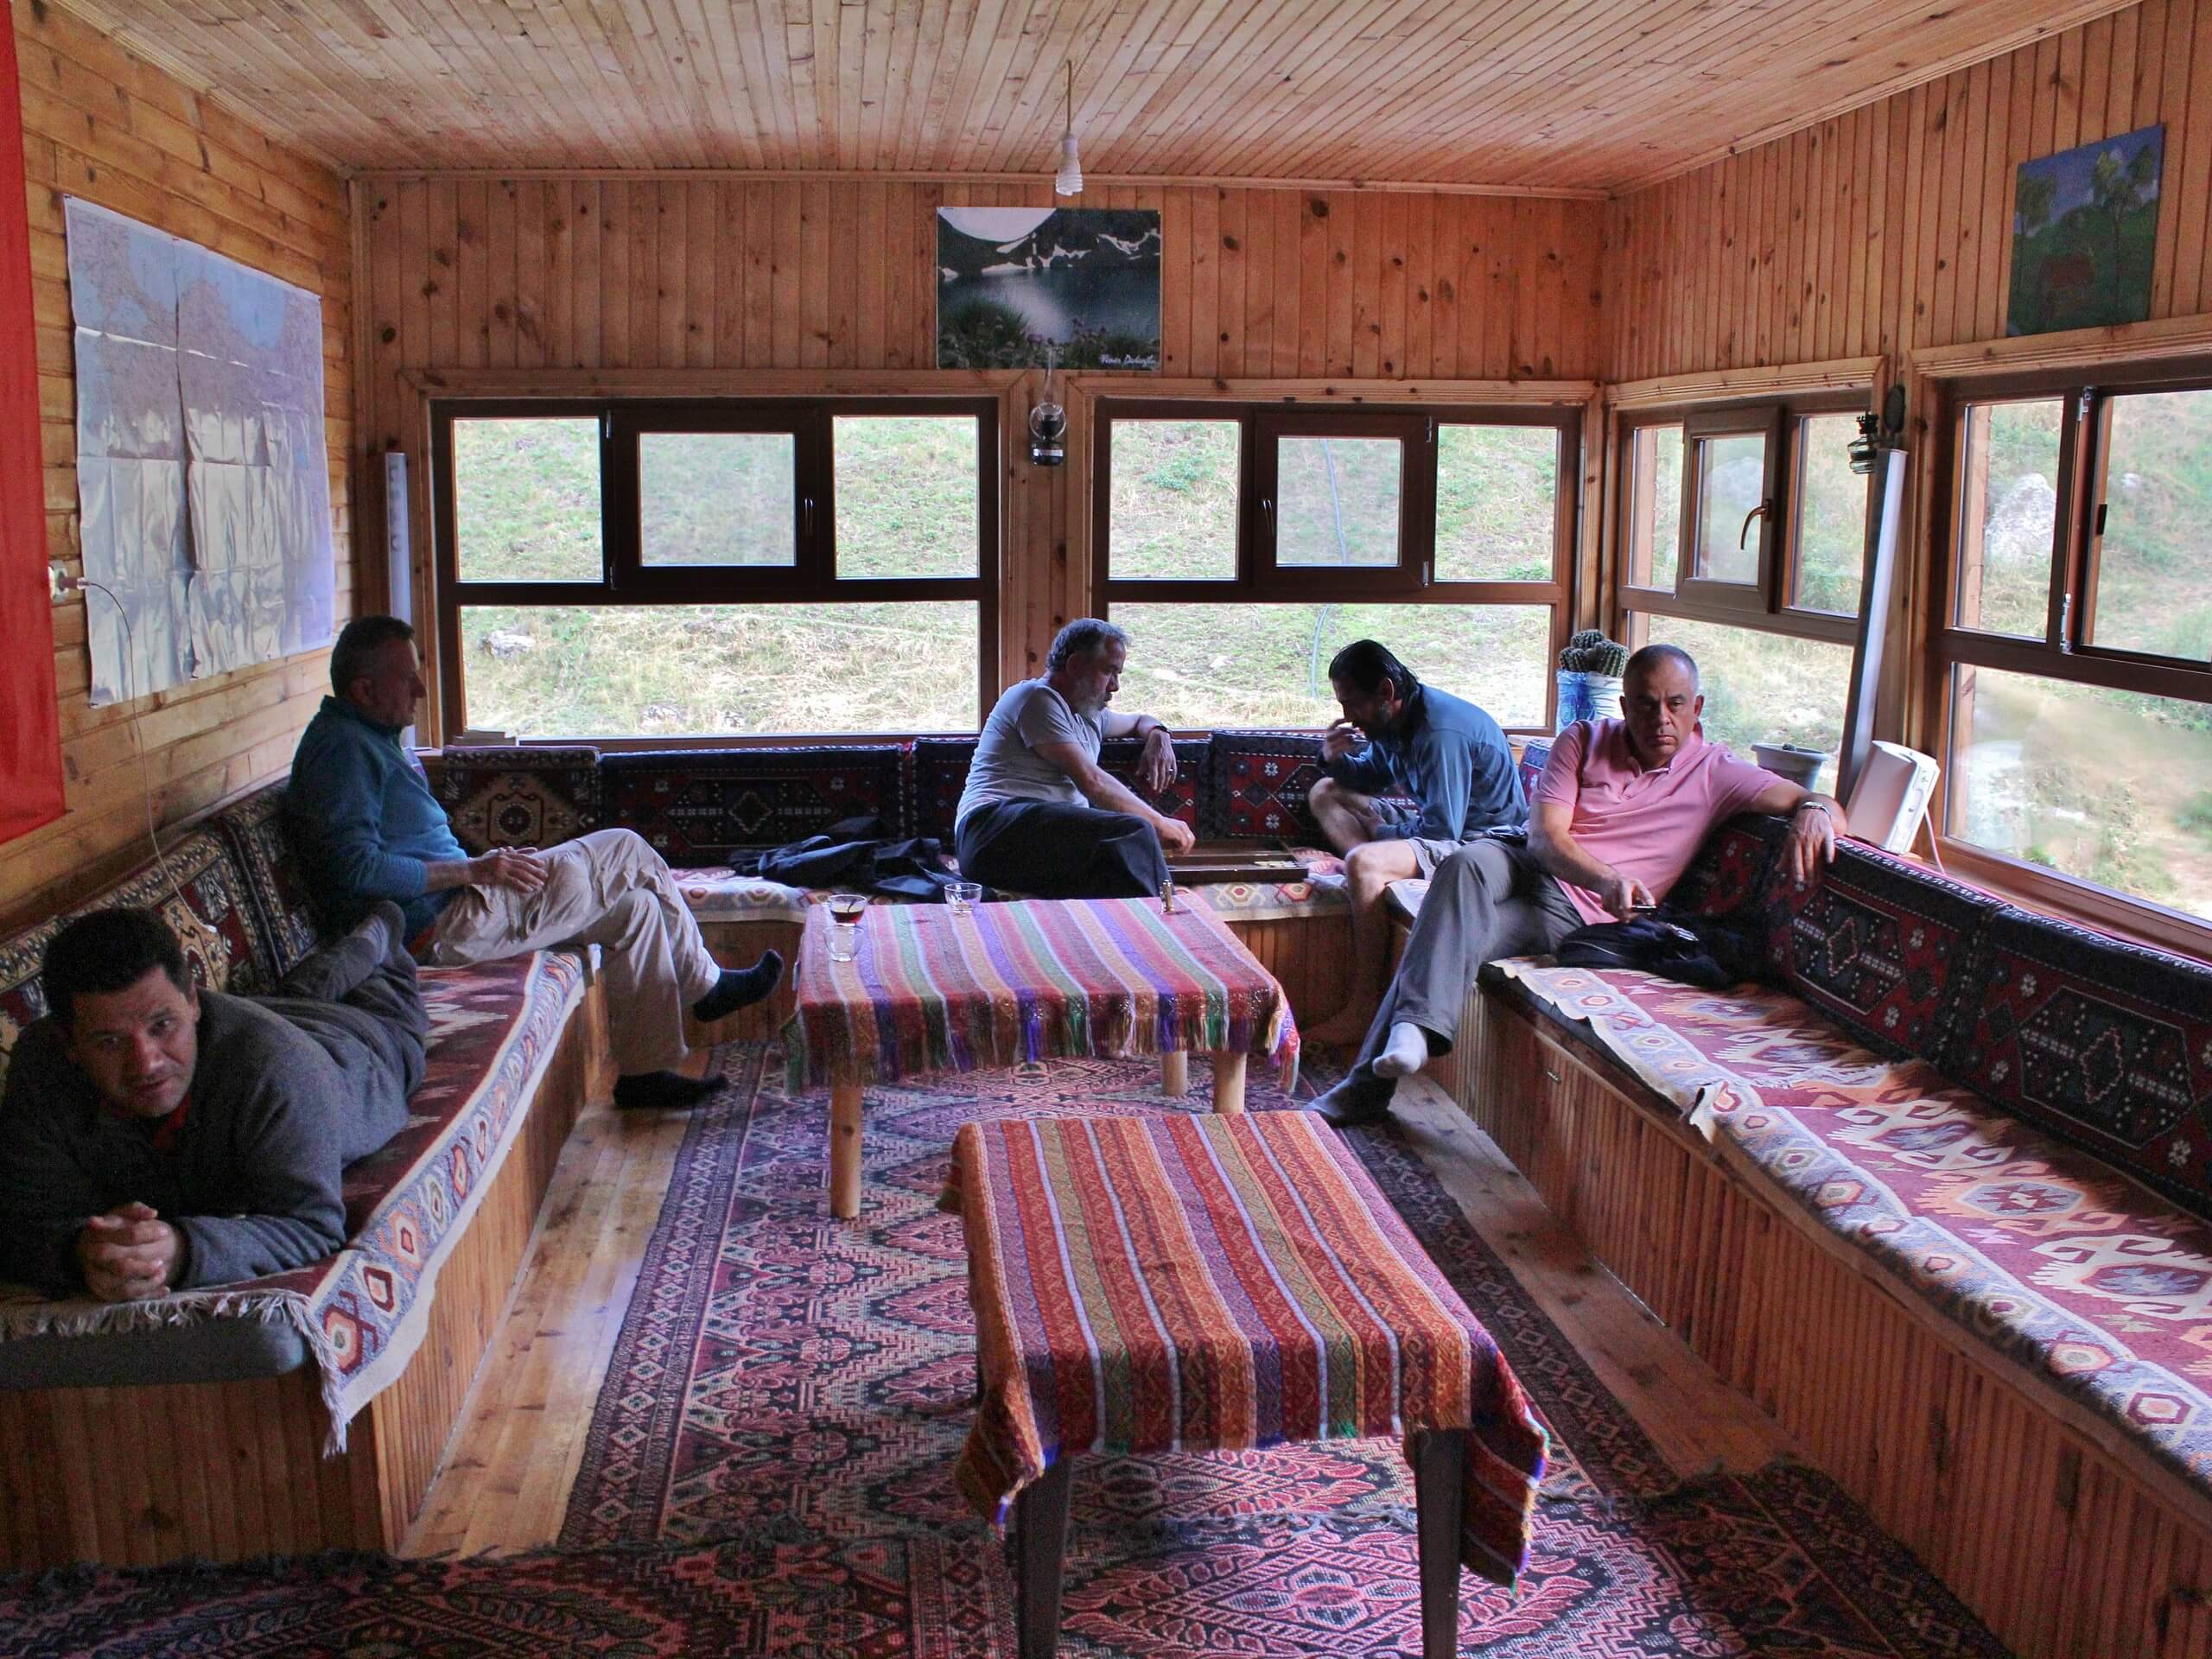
[{"xmin": 1532, "ymin": 718, "xmax": 1784, "ymax": 924}]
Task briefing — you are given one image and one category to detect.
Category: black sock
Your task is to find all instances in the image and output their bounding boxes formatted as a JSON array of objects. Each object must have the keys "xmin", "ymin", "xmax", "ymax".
[
  {"xmin": 690, "ymin": 950, "xmax": 784, "ymax": 1023},
  {"xmin": 613, "ymin": 1070, "xmax": 719, "ymax": 1109}
]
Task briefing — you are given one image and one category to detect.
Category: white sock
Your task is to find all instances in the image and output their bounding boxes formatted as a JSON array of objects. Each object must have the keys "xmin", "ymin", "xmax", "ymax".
[{"xmin": 1373, "ymin": 1021, "xmax": 1428, "ymax": 1079}]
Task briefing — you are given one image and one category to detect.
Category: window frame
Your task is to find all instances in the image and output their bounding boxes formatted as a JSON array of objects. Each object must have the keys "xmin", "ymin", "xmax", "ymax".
[
  {"xmin": 1927, "ymin": 358, "xmax": 2212, "ymax": 937},
  {"xmin": 1090, "ymin": 397, "xmax": 1580, "ymax": 731},
  {"xmin": 430, "ymin": 393, "xmax": 1001, "ymax": 740},
  {"xmin": 1615, "ymin": 391, "xmax": 1871, "ymax": 649}
]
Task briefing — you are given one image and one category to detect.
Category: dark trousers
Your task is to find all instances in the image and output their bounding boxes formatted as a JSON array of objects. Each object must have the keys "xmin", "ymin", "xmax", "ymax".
[
  {"xmin": 956, "ymin": 799, "xmax": 1169, "ymax": 899},
  {"xmin": 1342, "ymin": 838, "xmax": 1584, "ymax": 1108}
]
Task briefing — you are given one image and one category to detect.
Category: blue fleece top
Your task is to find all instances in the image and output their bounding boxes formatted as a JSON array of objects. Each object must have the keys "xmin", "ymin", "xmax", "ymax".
[
  {"xmin": 285, "ymin": 696, "xmax": 468, "ymax": 938},
  {"xmin": 1323, "ymin": 682, "xmax": 1525, "ymax": 842}
]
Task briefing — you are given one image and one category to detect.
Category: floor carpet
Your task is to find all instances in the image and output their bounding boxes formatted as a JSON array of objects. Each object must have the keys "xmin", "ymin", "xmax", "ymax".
[{"xmin": 0, "ymin": 1046, "xmax": 2012, "ymax": 1657}]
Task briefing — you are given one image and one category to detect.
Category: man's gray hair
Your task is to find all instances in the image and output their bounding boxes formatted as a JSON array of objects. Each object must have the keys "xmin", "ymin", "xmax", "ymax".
[
  {"xmin": 1624, "ymin": 642, "xmax": 1700, "ymax": 688},
  {"xmin": 1046, "ymin": 617, "xmax": 1130, "ymax": 671}
]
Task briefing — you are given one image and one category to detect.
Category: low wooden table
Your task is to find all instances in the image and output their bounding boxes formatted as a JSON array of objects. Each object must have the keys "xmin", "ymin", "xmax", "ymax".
[
  {"xmin": 946, "ymin": 1112, "xmax": 1548, "ymax": 1659},
  {"xmin": 782, "ymin": 896, "xmax": 1300, "ymax": 1218}
]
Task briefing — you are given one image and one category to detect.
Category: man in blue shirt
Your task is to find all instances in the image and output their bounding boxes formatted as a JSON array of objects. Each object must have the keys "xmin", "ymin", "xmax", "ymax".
[
  {"xmin": 1303, "ymin": 639, "xmax": 1525, "ymax": 1042},
  {"xmin": 285, "ymin": 616, "xmax": 779, "ymax": 1110}
]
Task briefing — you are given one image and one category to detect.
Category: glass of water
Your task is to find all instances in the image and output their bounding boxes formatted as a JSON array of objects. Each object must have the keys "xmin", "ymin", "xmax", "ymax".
[
  {"xmin": 826, "ymin": 891, "xmax": 866, "ymax": 961},
  {"xmin": 945, "ymin": 880, "xmax": 982, "ymax": 915}
]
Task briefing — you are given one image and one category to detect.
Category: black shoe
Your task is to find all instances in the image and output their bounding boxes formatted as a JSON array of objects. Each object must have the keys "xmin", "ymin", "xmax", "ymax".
[
  {"xmin": 1309, "ymin": 1074, "xmax": 1394, "ymax": 1128},
  {"xmin": 613, "ymin": 1070, "xmax": 720, "ymax": 1110},
  {"xmin": 691, "ymin": 950, "xmax": 784, "ymax": 1023}
]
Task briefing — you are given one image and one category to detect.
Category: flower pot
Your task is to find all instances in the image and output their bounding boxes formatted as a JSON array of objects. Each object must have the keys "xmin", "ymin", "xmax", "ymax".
[{"xmin": 1554, "ymin": 671, "xmax": 1624, "ymax": 732}]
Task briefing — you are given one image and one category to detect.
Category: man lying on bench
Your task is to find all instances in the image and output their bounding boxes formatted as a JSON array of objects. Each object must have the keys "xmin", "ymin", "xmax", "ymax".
[{"xmin": 0, "ymin": 904, "xmax": 423, "ymax": 1301}]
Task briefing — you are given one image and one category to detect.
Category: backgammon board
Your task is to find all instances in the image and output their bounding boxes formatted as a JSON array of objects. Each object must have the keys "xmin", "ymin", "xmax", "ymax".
[{"xmin": 1163, "ymin": 838, "xmax": 1310, "ymax": 884}]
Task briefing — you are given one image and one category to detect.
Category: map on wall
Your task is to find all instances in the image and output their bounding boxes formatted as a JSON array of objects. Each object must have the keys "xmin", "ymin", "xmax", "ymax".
[{"xmin": 65, "ymin": 197, "xmax": 334, "ymax": 707}]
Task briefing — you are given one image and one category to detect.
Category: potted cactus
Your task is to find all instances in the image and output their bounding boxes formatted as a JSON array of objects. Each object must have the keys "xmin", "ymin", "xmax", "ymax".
[{"xmin": 1554, "ymin": 629, "xmax": 1628, "ymax": 731}]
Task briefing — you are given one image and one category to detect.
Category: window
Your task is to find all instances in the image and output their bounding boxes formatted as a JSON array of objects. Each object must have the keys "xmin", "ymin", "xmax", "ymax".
[
  {"xmin": 433, "ymin": 399, "xmax": 996, "ymax": 738},
  {"xmin": 1935, "ymin": 367, "xmax": 2212, "ymax": 925},
  {"xmin": 1094, "ymin": 402, "xmax": 1575, "ymax": 729},
  {"xmin": 1618, "ymin": 396, "xmax": 1871, "ymax": 759}
]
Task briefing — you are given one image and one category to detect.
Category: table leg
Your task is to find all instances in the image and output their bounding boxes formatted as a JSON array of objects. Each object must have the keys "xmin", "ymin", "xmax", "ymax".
[
  {"xmin": 830, "ymin": 1080, "xmax": 864, "ymax": 1220},
  {"xmin": 1211, "ymin": 1052, "xmax": 1248, "ymax": 1114},
  {"xmin": 1160, "ymin": 1051, "xmax": 1190, "ymax": 1096},
  {"xmin": 1414, "ymin": 1427, "xmax": 1467, "ymax": 1659},
  {"xmin": 1012, "ymin": 1457, "xmax": 1074, "ymax": 1659}
]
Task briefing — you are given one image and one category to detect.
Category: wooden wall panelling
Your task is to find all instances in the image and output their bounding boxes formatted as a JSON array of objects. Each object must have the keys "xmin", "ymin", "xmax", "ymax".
[
  {"xmin": 1, "ymin": 0, "xmax": 353, "ymax": 926},
  {"xmin": 356, "ymin": 175, "xmax": 1605, "ymax": 708}
]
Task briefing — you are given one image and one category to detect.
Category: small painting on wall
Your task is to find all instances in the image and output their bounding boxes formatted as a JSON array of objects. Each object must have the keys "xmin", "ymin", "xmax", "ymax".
[
  {"xmin": 2006, "ymin": 124, "xmax": 2164, "ymax": 336},
  {"xmin": 937, "ymin": 207, "xmax": 1160, "ymax": 370}
]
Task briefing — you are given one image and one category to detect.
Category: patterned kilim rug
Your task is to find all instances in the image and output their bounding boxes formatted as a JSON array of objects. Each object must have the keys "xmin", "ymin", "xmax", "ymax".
[{"xmin": 0, "ymin": 1046, "xmax": 2012, "ymax": 1658}]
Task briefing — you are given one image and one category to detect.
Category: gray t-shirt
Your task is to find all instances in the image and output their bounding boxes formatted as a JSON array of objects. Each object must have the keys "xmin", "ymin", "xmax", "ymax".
[{"xmin": 957, "ymin": 678, "xmax": 1105, "ymax": 828}]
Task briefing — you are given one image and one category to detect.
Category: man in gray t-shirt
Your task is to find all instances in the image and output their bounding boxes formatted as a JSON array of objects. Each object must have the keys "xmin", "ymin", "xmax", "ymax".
[{"xmin": 955, "ymin": 619, "xmax": 1196, "ymax": 898}]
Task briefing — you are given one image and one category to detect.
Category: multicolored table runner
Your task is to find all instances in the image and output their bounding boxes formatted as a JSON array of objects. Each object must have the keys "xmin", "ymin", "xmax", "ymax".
[
  {"xmin": 944, "ymin": 1112, "xmax": 1548, "ymax": 1587},
  {"xmin": 783, "ymin": 897, "xmax": 1300, "ymax": 1092}
]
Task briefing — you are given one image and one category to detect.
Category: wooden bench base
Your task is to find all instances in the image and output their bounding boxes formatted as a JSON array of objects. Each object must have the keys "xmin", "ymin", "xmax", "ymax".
[
  {"xmin": 0, "ymin": 979, "xmax": 611, "ymax": 1569},
  {"xmin": 1465, "ymin": 988, "xmax": 2212, "ymax": 1659}
]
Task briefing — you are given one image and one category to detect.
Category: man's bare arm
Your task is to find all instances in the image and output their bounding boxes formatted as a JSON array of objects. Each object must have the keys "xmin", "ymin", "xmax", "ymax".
[
  {"xmin": 1033, "ymin": 739, "xmax": 1196, "ymax": 854},
  {"xmin": 1529, "ymin": 799, "xmax": 1654, "ymax": 919},
  {"xmin": 1098, "ymin": 710, "xmax": 1178, "ymax": 792},
  {"xmin": 1745, "ymin": 779, "xmax": 1848, "ymax": 885}
]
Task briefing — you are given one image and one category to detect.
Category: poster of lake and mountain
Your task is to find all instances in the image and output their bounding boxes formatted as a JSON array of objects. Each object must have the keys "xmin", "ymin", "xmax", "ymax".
[
  {"xmin": 937, "ymin": 207, "xmax": 1161, "ymax": 370},
  {"xmin": 2006, "ymin": 124, "xmax": 2164, "ymax": 336}
]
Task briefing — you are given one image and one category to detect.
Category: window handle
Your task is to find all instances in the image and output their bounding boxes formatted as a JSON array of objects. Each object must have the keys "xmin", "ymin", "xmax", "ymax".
[
  {"xmin": 803, "ymin": 496, "xmax": 814, "ymax": 537},
  {"xmin": 1738, "ymin": 499, "xmax": 1770, "ymax": 550}
]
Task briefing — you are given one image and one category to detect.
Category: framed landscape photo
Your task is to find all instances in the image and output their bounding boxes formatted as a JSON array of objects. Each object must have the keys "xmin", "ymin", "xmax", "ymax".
[
  {"xmin": 937, "ymin": 207, "xmax": 1161, "ymax": 370},
  {"xmin": 2006, "ymin": 124, "xmax": 2164, "ymax": 336}
]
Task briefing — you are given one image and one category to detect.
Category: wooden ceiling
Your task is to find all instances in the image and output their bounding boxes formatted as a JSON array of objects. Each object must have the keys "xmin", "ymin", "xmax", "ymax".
[{"xmin": 76, "ymin": 0, "xmax": 2134, "ymax": 193}]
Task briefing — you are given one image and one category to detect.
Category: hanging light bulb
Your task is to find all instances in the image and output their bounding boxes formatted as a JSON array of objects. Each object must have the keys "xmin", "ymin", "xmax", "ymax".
[{"xmin": 1054, "ymin": 60, "xmax": 1084, "ymax": 197}]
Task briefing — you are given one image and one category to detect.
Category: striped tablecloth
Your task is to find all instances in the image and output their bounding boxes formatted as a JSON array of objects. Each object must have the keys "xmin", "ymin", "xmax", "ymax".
[
  {"xmin": 783, "ymin": 897, "xmax": 1300, "ymax": 1092},
  {"xmin": 945, "ymin": 1112, "xmax": 1548, "ymax": 1587}
]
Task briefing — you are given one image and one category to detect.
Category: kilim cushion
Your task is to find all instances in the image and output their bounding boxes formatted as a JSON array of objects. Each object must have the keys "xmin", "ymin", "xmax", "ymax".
[
  {"xmin": 207, "ymin": 783, "xmax": 326, "ymax": 980},
  {"xmin": 909, "ymin": 737, "xmax": 976, "ymax": 842},
  {"xmin": 1099, "ymin": 734, "xmax": 1207, "ymax": 826},
  {"xmin": 1938, "ymin": 906, "xmax": 2212, "ymax": 1220},
  {"xmin": 1755, "ymin": 836, "xmax": 2004, "ymax": 1063},
  {"xmin": 0, "ymin": 830, "xmax": 270, "ymax": 1095},
  {"xmin": 601, "ymin": 746, "xmax": 911, "ymax": 863},
  {"xmin": 1205, "ymin": 730, "xmax": 1416, "ymax": 841},
  {"xmin": 423, "ymin": 745, "xmax": 601, "ymax": 854}
]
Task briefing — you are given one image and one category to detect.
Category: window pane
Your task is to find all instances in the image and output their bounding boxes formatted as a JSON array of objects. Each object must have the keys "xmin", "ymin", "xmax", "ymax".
[
  {"xmin": 2088, "ymin": 388, "xmax": 2212, "ymax": 660},
  {"xmin": 452, "ymin": 417, "xmax": 602, "ymax": 583},
  {"xmin": 1435, "ymin": 424, "xmax": 1558, "ymax": 582},
  {"xmin": 832, "ymin": 416, "xmax": 979, "ymax": 577},
  {"xmin": 1955, "ymin": 399, "xmax": 2060, "ymax": 637},
  {"xmin": 639, "ymin": 432, "xmax": 796, "ymax": 567},
  {"xmin": 1693, "ymin": 432, "xmax": 1766, "ymax": 583},
  {"xmin": 1108, "ymin": 419, "xmax": 1238, "ymax": 581},
  {"xmin": 1948, "ymin": 664, "xmax": 2212, "ymax": 921},
  {"xmin": 1793, "ymin": 412, "xmax": 1868, "ymax": 614},
  {"xmin": 457, "ymin": 603, "xmax": 977, "ymax": 736},
  {"xmin": 1637, "ymin": 612, "xmax": 1853, "ymax": 764},
  {"xmin": 1625, "ymin": 423, "xmax": 1682, "ymax": 591},
  {"xmin": 1109, "ymin": 602, "xmax": 1549, "ymax": 728},
  {"xmin": 1275, "ymin": 437, "xmax": 1402, "ymax": 568}
]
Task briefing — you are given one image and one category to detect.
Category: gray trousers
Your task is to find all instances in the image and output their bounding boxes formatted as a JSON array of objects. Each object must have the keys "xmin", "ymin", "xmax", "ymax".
[{"xmin": 1342, "ymin": 838, "xmax": 1584, "ymax": 1107}]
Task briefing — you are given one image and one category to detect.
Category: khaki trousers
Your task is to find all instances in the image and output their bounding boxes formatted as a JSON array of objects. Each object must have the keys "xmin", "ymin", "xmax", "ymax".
[{"xmin": 429, "ymin": 829, "xmax": 721, "ymax": 1076}]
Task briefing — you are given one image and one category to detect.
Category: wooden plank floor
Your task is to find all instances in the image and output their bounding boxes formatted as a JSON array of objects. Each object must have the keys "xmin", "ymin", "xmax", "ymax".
[{"xmin": 402, "ymin": 1067, "xmax": 1797, "ymax": 1556}]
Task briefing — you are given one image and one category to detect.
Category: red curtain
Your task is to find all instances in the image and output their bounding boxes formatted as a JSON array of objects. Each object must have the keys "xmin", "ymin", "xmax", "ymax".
[{"xmin": 0, "ymin": 17, "xmax": 63, "ymax": 845}]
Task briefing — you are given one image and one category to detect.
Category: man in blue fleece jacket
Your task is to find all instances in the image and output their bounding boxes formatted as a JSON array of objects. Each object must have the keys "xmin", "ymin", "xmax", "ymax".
[
  {"xmin": 284, "ymin": 616, "xmax": 779, "ymax": 1110},
  {"xmin": 1303, "ymin": 639, "xmax": 1525, "ymax": 1041}
]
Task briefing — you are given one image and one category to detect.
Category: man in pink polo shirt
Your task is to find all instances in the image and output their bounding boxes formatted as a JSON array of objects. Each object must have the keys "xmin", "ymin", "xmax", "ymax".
[{"xmin": 1313, "ymin": 644, "xmax": 1846, "ymax": 1127}]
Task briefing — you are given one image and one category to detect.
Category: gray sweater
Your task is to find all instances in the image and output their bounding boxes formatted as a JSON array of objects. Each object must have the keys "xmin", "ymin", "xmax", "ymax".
[{"xmin": 0, "ymin": 988, "xmax": 422, "ymax": 1298}]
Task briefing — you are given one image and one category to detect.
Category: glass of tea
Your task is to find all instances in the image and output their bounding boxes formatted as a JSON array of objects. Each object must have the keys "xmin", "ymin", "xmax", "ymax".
[{"xmin": 826, "ymin": 892, "xmax": 867, "ymax": 961}]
